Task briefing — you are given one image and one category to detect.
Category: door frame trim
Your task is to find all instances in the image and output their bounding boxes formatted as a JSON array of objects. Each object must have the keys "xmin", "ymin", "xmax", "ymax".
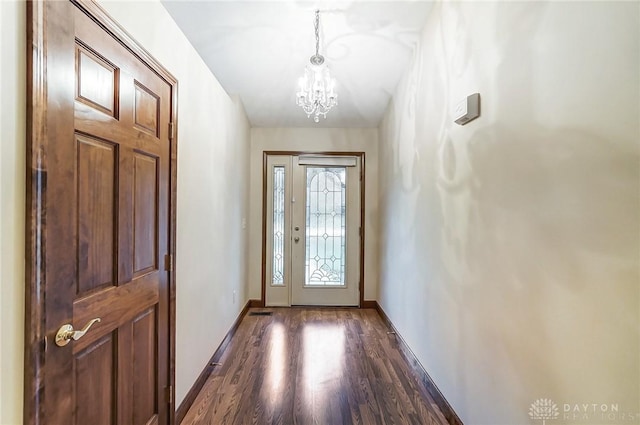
[
  {"xmin": 261, "ymin": 151, "xmax": 366, "ymax": 308},
  {"xmin": 24, "ymin": 1, "xmax": 178, "ymax": 423}
]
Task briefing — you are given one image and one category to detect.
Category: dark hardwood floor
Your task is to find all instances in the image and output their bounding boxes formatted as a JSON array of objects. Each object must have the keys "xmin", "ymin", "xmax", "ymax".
[{"xmin": 180, "ymin": 308, "xmax": 449, "ymax": 425}]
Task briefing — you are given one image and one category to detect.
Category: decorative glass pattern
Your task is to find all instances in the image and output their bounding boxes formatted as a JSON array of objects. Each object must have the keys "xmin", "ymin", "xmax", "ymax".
[
  {"xmin": 272, "ymin": 166, "xmax": 285, "ymax": 285},
  {"xmin": 305, "ymin": 167, "xmax": 346, "ymax": 286}
]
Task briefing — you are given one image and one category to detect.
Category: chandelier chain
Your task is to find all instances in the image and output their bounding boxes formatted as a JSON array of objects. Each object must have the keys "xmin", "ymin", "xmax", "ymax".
[{"xmin": 314, "ymin": 10, "xmax": 320, "ymax": 57}]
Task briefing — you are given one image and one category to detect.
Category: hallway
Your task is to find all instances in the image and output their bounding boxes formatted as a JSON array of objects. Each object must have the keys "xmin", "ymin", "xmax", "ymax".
[
  {"xmin": 2, "ymin": 1, "xmax": 638, "ymax": 424},
  {"xmin": 180, "ymin": 308, "xmax": 449, "ymax": 425}
]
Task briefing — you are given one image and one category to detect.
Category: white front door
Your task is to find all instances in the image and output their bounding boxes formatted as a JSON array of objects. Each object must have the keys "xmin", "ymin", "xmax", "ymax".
[{"xmin": 265, "ymin": 155, "xmax": 361, "ymax": 306}]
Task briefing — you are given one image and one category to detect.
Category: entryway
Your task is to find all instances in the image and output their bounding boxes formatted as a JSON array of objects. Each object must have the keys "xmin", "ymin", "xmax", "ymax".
[{"xmin": 264, "ymin": 154, "xmax": 363, "ymax": 307}]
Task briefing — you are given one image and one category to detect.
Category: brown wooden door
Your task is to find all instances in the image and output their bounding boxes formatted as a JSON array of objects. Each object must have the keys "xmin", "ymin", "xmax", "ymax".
[{"xmin": 25, "ymin": 1, "xmax": 176, "ymax": 424}]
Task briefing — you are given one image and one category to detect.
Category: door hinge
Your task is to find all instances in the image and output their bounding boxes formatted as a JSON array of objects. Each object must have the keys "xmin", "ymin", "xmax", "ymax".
[
  {"xmin": 168, "ymin": 122, "xmax": 175, "ymax": 140},
  {"xmin": 164, "ymin": 254, "xmax": 173, "ymax": 272},
  {"xmin": 165, "ymin": 385, "xmax": 173, "ymax": 404}
]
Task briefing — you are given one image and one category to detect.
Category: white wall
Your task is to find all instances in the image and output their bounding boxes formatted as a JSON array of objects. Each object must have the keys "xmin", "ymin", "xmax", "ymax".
[
  {"xmin": 249, "ymin": 128, "xmax": 379, "ymax": 302},
  {"xmin": 378, "ymin": 2, "xmax": 639, "ymax": 424},
  {"xmin": 0, "ymin": 1, "xmax": 26, "ymax": 424},
  {"xmin": 98, "ymin": 1, "xmax": 251, "ymax": 408}
]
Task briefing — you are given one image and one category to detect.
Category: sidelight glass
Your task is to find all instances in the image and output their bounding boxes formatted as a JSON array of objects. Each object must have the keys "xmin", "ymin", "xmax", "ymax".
[
  {"xmin": 272, "ymin": 166, "xmax": 285, "ymax": 285},
  {"xmin": 305, "ymin": 167, "xmax": 346, "ymax": 286}
]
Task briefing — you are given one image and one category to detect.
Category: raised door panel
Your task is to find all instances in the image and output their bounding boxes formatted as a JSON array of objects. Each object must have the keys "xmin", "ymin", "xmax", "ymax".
[
  {"xmin": 76, "ymin": 44, "xmax": 119, "ymax": 117},
  {"xmin": 118, "ymin": 148, "xmax": 135, "ymax": 284},
  {"xmin": 74, "ymin": 335, "xmax": 116, "ymax": 425},
  {"xmin": 133, "ymin": 152, "xmax": 158, "ymax": 275},
  {"xmin": 132, "ymin": 308, "xmax": 158, "ymax": 425},
  {"xmin": 76, "ymin": 135, "xmax": 117, "ymax": 296},
  {"xmin": 134, "ymin": 81, "xmax": 160, "ymax": 138}
]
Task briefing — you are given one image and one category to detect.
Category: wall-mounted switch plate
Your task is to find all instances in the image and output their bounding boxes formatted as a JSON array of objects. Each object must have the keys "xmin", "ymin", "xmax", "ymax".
[{"xmin": 454, "ymin": 93, "xmax": 480, "ymax": 125}]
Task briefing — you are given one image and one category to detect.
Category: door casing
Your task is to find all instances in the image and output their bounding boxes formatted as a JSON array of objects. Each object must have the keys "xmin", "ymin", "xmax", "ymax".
[
  {"xmin": 24, "ymin": 1, "xmax": 178, "ymax": 423},
  {"xmin": 261, "ymin": 151, "xmax": 366, "ymax": 308}
]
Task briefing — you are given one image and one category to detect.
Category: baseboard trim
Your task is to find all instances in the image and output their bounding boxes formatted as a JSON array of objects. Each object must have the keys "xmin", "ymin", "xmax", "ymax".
[
  {"xmin": 361, "ymin": 300, "xmax": 377, "ymax": 309},
  {"xmin": 374, "ymin": 302, "xmax": 463, "ymax": 425},
  {"xmin": 175, "ymin": 299, "xmax": 253, "ymax": 424},
  {"xmin": 248, "ymin": 298, "xmax": 264, "ymax": 308}
]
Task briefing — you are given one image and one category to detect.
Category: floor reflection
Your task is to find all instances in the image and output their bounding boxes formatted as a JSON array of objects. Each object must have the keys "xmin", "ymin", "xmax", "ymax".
[
  {"xmin": 302, "ymin": 323, "xmax": 345, "ymax": 407},
  {"xmin": 265, "ymin": 322, "xmax": 286, "ymax": 408},
  {"xmin": 181, "ymin": 309, "xmax": 450, "ymax": 425}
]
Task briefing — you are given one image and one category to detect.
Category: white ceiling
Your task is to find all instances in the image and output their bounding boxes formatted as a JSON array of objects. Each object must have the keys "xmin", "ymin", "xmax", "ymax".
[{"xmin": 161, "ymin": 1, "xmax": 432, "ymax": 128}]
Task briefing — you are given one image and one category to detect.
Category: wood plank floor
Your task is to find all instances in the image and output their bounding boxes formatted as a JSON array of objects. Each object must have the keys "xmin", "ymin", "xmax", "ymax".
[{"xmin": 180, "ymin": 308, "xmax": 450, "ymax": 425}]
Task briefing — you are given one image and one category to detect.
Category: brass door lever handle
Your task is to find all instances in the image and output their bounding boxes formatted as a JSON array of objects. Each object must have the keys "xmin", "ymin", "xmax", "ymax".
[{"xmin": 55, "ymin": 318, "xmax": 101, "ymax": 347}]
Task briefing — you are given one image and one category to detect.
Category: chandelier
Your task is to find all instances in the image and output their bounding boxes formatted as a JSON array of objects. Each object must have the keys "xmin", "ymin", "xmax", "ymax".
[{"xmin": 296, "ymin": 10, "xmax": 337, "ymax": 123}]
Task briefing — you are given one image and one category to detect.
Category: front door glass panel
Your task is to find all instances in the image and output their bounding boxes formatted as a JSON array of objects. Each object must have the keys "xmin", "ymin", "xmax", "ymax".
[{"xmin": 305, "ymin": 167, "xmax": 346, "ymax": 286}]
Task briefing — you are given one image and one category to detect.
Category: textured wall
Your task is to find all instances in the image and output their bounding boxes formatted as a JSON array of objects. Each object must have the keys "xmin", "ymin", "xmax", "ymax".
[{"xmin": 378, "ymin": 2, "xmax": 639, "ymax": 423}]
